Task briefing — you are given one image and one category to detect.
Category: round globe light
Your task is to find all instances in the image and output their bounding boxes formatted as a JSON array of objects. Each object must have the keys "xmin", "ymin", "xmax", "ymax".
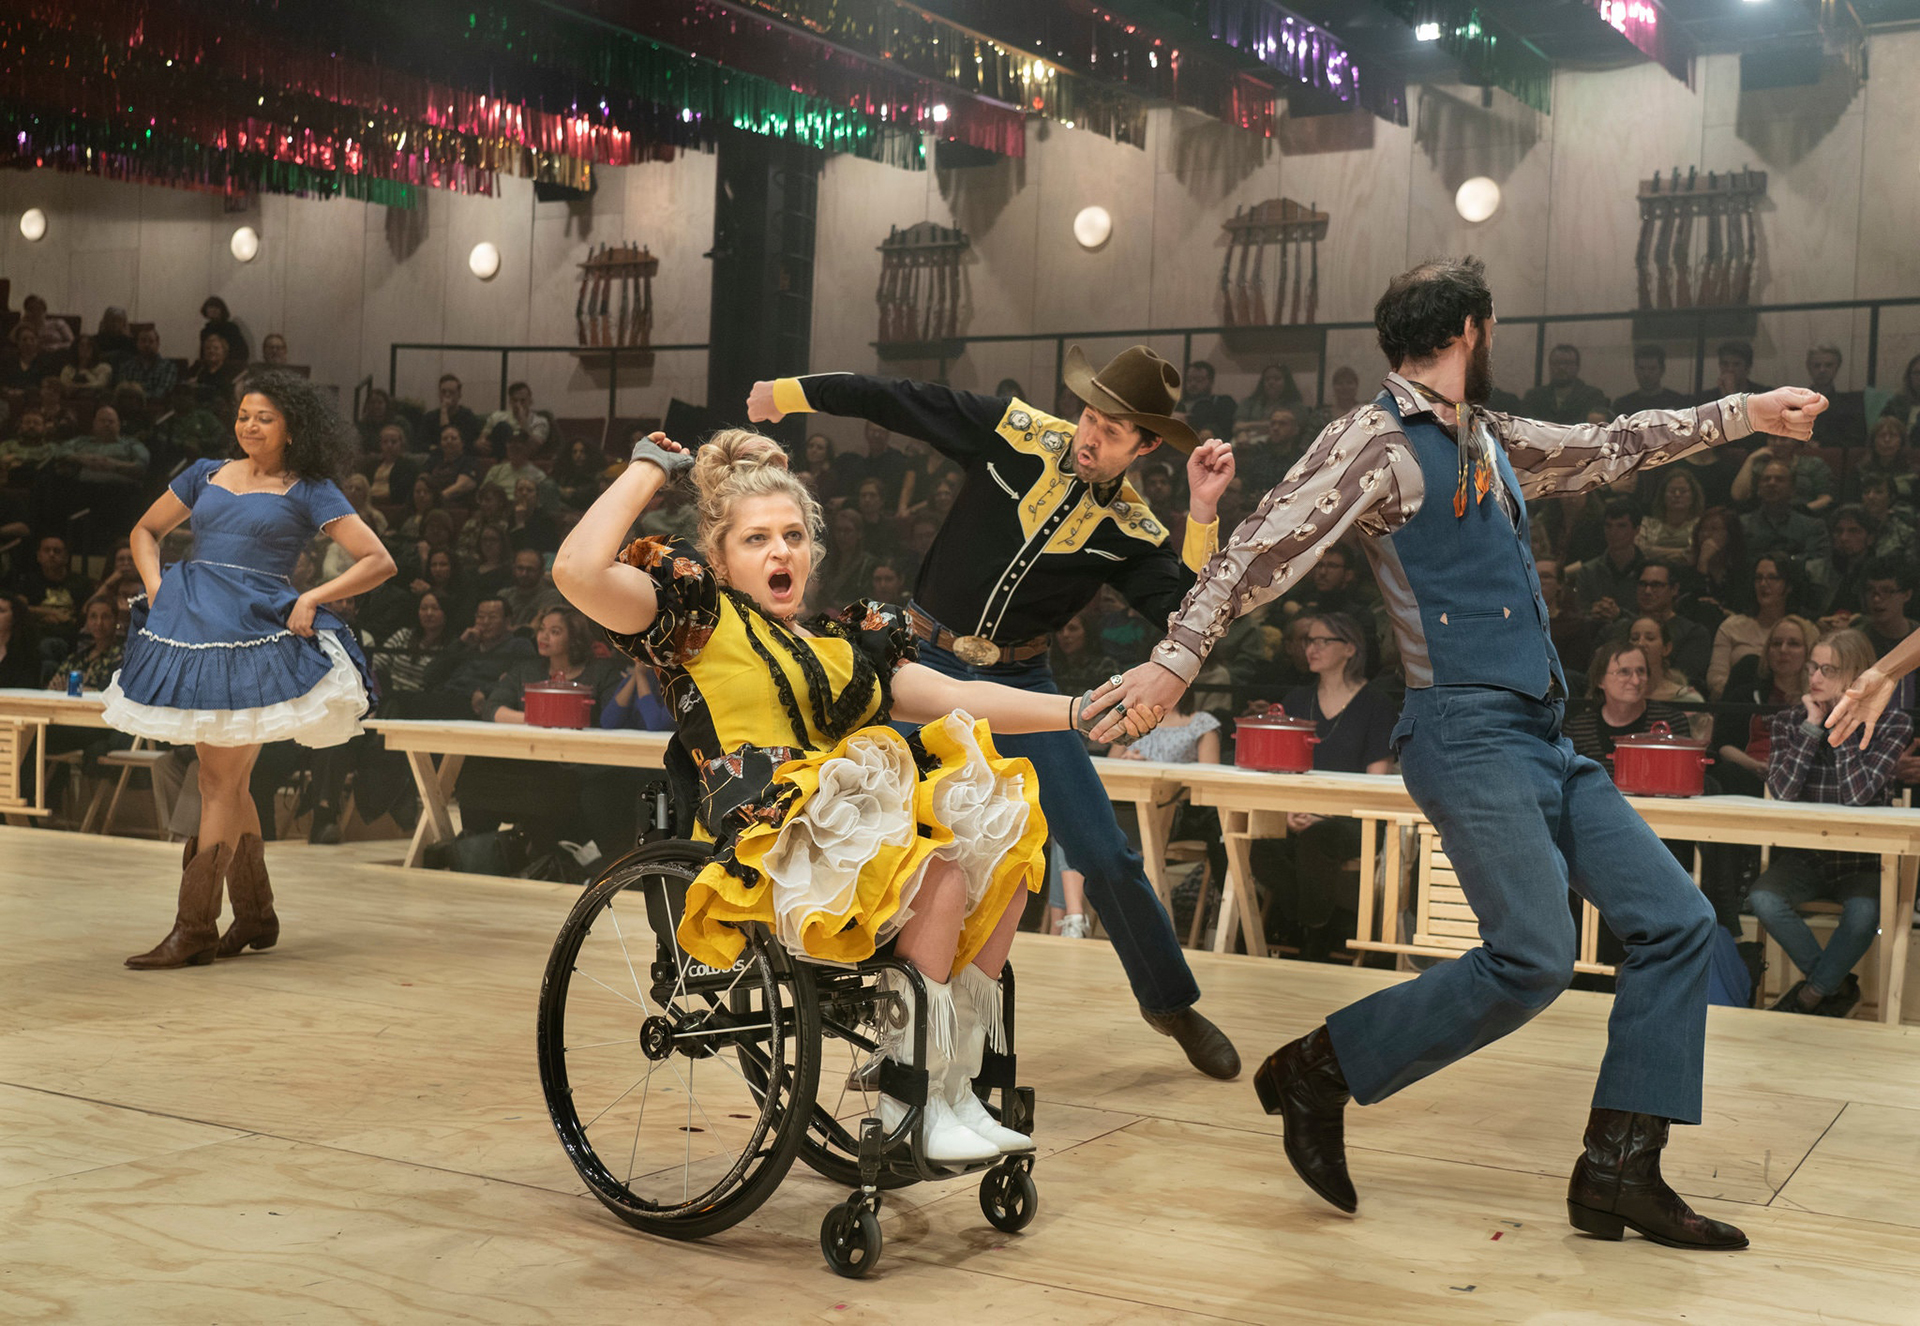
[
  {"xmin": 468, "ymin": 241, "xmax": 502, "ymax": 281},
  {"xmin": 1454, "ymin": 176, "xmax": 1502, "ymax": 224},
  {"xmin": 19, "ymin": 208, "xmax": 47, "ymax": 242},
  {"xmin": 1073, "ymin": 205, "xmax": 1112, "ymax": 251},
  {"xmin": 229, "ymin": 225, "xmax": 261, "ymax": 262}
]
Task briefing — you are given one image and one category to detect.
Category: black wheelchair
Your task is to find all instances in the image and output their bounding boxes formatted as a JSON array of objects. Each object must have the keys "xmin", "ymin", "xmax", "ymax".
[{"xmin": 535, "ymin": 739, "xmax": 1040, "ymax": 1277}]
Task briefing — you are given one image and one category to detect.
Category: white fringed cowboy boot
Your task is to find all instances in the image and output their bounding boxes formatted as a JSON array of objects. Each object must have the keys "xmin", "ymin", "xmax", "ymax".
[
  {"xmin": 875, "ymin": 969, "xmax": 999, "ymax": 1166},
  {"xmin": 947, "ymin": 964, "xmax": 1034, "ymax": 1153}
]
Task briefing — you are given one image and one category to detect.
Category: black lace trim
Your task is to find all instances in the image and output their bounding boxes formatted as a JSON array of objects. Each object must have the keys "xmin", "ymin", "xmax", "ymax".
[{"xmin": 721, "ymin": 587, "xmax": 882, "ymax": 747}]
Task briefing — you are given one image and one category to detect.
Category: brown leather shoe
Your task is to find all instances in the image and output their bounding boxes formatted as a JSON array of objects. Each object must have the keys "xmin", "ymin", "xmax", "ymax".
[
  {"xmin": 1567, "ymin": 1108, "xmax": 1749, "ymax": 1250},
  {"xmin": 1253, "ymin": 1026, "xmax": 1356, "ymax": 1213},
  {"xmin": 126, "ymin": 839, "xmax": 230, "ymax": 969},
  {"xmin": 1141, "ymin": 1005, "xmax": 1241, "ymax": 1080},
  {"xmin": 217, "ymin": 833, "xmax": 278, "ymax": 956}
]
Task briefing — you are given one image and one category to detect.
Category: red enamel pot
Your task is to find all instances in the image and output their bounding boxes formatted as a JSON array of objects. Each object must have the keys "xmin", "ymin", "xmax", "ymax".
[
  {"xmin": 1234, "ymin": 704, "xmax": 1321, "ymax": 773},
  {"xmin": 523, "ymin": 678, "xmax": 595, "ymax": 729},
  {"xmin": 1610, "ymin": 720, "xmax": 1713, "ymax": 797}
]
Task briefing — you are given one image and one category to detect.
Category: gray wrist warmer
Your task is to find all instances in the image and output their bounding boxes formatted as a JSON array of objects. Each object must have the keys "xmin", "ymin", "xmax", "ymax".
[{"xmin": 630, "ymin": 437, "xmax": 695, "ymax": 476}]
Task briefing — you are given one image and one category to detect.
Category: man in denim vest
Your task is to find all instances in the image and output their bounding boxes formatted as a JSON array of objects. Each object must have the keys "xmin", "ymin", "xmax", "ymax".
[{"xmin": 1094, "ymin": 257, "xmax": 1828, "ymax": 1251}]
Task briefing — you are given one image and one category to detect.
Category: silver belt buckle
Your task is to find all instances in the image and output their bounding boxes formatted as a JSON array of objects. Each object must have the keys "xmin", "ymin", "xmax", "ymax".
[{"xmin": 951, "ymin": 634, "xmax": 1002, "ymax": 667}]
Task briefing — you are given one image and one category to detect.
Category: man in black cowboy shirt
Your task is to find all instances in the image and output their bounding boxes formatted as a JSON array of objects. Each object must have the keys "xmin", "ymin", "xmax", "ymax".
[{"xmin": 747, "ymin": 346, "xmax": 1242, "ymax": 1079}]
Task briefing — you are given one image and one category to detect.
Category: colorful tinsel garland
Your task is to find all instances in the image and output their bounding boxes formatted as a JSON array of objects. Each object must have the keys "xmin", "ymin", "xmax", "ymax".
[
  {"xmin": 1376, "ymin": 1, "xmax": 1553, "ymax": 114},
  {"xmin": 1195, "ymin": 0, "xmax": 1408, "ymax": 125}
]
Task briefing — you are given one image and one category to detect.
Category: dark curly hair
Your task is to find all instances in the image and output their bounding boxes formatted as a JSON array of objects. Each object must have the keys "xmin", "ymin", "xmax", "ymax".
[
  {"xmin": 231, "ymin": 369, "xmax": 357, "ymax": 482},
  {"xmin": 1374, "ymin": 256, "xmax": 1495, "ymax": 368}
]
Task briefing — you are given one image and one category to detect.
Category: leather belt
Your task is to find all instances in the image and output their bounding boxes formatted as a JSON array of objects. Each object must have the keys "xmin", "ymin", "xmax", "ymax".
[{"xmin": 906, "ymin": 605, "xmax": 1050, "ymax": 667}]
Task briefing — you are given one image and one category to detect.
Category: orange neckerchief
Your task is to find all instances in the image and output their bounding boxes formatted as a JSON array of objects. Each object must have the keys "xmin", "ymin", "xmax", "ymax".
[{"xmin": 1407, "ymin": 380, "xmax": 1490, "ymax": 518}]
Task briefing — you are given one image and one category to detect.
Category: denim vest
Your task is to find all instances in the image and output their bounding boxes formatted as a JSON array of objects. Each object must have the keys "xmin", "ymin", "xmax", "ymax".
[{"xmin": 1362, "ymin": 390, "xmax": 1566, "ymax": 698}]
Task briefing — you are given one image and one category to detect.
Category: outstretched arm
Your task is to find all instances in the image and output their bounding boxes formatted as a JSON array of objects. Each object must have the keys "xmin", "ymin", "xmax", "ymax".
[
  {"xmin": 551, "ymin": 435, "xmax": 687, "ymax": 635},
  {"xmin": 890, "ymin": 666, "xmax": 1161, "ymax": 741},
  {"xmin": 748, "ymin": 373, "xmax": 1013, "ymax": 466},
  {"xmin": 1827, "ymin": 625, "xmax": 1920, "ymax": 748}
]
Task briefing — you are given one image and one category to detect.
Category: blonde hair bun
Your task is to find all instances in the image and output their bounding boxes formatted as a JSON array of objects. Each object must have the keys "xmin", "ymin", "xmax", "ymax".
[{"xmin": 687, "ymin": 428, "xmax": 824, "ymax": 578}]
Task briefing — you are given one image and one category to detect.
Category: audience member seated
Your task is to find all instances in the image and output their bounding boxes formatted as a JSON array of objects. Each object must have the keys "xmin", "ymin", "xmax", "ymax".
[
  {"xmin": 1048, "ymin": 611, "xmax": 1120, "ymax": 703},
  {"xmin": 41, "ymin": 405, "xmax": 150, "ymax": 535},
  {"xmin": 425, "ymin": 373, "xmax": 482, "ymax": 447},
  {"xmin": 85, "ymin": 541, "xmax": 143, "ymax": 617},
  {"xmin": 2, "ymin": 323, "xmax": 52, "ymax": 391},
  {"xmin": 850, "ymin": 475, "xmax": 900, "ymax": 561},
  {"xmin": 10, "ymin": 533, "xmax": 93, "ymax": 653},
  {"xmin": 1521, "ymin": 344, "xmax": 1610, "ymax": 424},
  {"xmin": 795, "ymin": 432, "xmax": 839, "ymax": 501},
  {"xmin": 1565, "ymin": 639, "xmax": 1692, "ymax": 762},
  {"xmin": 377, "ymin": 589, "xmax": 454, "ymax": 698},
  {"xmin": 819, "ymin": 506, "xmax": 882, "ymax": 609},
  {"xmin": 1614, "ymin": 343, "xmax": 1692, "ymax": 414},
  {"xmin": 1300, "ymin": 364, "xmax": 1361, "ymax": 439},
  {"xmin": 45, "ymin": 597, "xmax": 124, "ymax": 692},
  {"xmin": 1234, "ymin": 363, "xmax": 1302, "ymax": 426},
  {"xmin": 1536, "ymin": 558, "xmax": 1594, "ymax": 679},
  {"xmin": 870, "ymin": 561, "xmax": 905, "ymax": 606},
  {"xmin": 1702, "ymin": 339, "xmax": 1770, "ymax": 403},
  {"xmin": 1681, "ymin": 505, "xmax": 1745, "ymax": 626},
  {"xmin": 483, "ymin": 428, "xmax": 555, "ymax": 508},
  {"xmin": 1740, "ymin": 461, "xmax": 1829, "ymax": 564},
  {"xmin": 1812, "ymin": 506, "xmax": 1876, "ymax": 623},
  {"xmin": 1857, "ymin": 476, "xmax": 1917, "ymax": 560},
  {"xmin": 1268, "ymin": 612, "xmax": 1396, "ymax": 961},
  {"xmin": 1572, "ymin": 500, "xmax": 1648, "ymax": 630},
  {"xmin": 601, "ymin": 657, "xmax": 672, "ymax": 731},
  {"xmin": 1801, "ymin": 343, "xmax": 1865, "ymax": 448},
  {"xmin": 395, "ymin": 478, "xmax": 442, "ymax": 544},
  {"xmin": 362, "ymin": 423, "xmax": 422, "ymax": 511},
  {"xmin": 1734, "ymin": 433, "xmax": 1832, "ymax": 516},
  {"xmin": 17, "ymin": 294, "xmax": 73, "ymax": 355},
  {"xmin": 116, "ymin": 326, "xmax": 178, "ymax": 404},
  {"xmin": 1708, "ymin": 555, "xmax": 1805, "ymax": 697},
  {"xmin": 836, "ymin": 421, "xmax": 910, "ymax": 511},
  {"xmin": 1174, "ymin": 360, "xmax": 1236, "ymax": 441},
  {"xmin": 32, "ymin": 377, "xmax": 78, "ymax": 441},
  {"xmin": 1627, "ymin": 615, "xmax": 1710, "ymax": 738},
  {"xmin": 549, "ymin": 437, "xmax": 605, "ymax": 512},
  {"xmin": 1602, "ymin": 561, "xmax": 1711, "ymax": 684},
  {"xmin": 197, "ymin": 295, "xmax": 248, "ymax": 363},
  {"xmin": 322, "ymin": 476, "xmax": 389, "ymax": 581},
  {"xmin": 1848, "ymin": 556, "xmax": 1919, "ymax": 713},
  {"xmin": 1235, "ymin": 405, "xmax": 1305, "ymax": 495},
  {"xmin": 181, "ymin": 331, "xmax": 242, "ymax": 404},
  {"xmin": 482, "ymin": 381, "xmax": 551, "ymax": 452},
  {"xmin": 0, "ymin": 592, "xmax": 42, "ymax": 688},
  {"xmin": 1087, "ymin": 582, "xmax": 1155, "ymax": 669},
  {"xmin": 1750, "ymin": 628, "xmax": 1910, "ymax": 1017},
  {"xmin": 1, "ymin": 410, "xmax": 56, "ymax": 485},
  {"xmin": 456, "ymin": 483, "xmax": 510, "ymax": 564},
  {"xmin": 59, "ymin": 334, "xmax": 113, "ymax": 394},
  {"xmin": 896, "ymin": 436, "xmax": 959, "ymax": 520},
  {"xmin": 355, "ymin": 388, "xmax": 394, "ymax": 451},
  {"xmin": 259, "ymin": 332, "xmax": 289, "ymax": 366},
  {"xmin": 1846, "ymin": 417, "xmax": 1916, "ymax": 509},
  {"xmin": 469, "ymin": 522, "xmax": 514, "ymax": 601},
  {"xmin": 501, "ymin": 548, "xmax": 564, "ymax": 631},
  {"xmin": 412, "ymin": 594, "xmax": 534, "ymax": 719},
  {"xmin": 93, "ymin": 307, "xmax": 134, "ymax": 365},
  {"xmin": 637, "ymin": 465, "xmax": 698, "ymax": 545},
  {"xmin": 1637, "ymin": 469, "xmax": 1705, "ymax": 567},
  {"xmin": 1716, "ymin": 613, "xmax": 1818, "ymax": 795},
  {"xmin": 424, "ymin": 422, "xmax": 482, "ymax": 506},
  {"xmin": 507, "ymin": 476, "xmax": 560, "ymax": 553},
  {"xmin": 1881, "ymin": 353, "xmax": 1920, "ymax": 446}
]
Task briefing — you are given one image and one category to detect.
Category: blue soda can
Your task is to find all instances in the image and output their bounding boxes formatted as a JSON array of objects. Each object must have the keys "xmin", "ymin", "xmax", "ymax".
[{"xmin": 66, "ymin": 669, "xmax": 83, "ymax": 697}]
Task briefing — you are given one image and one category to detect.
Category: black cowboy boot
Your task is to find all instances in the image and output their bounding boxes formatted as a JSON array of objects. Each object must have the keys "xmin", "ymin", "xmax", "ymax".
[
  {"xmin": 1253, "ymin": 1026, "xmax": 1356, "ymax": 1213},
  {"xmin": 1567, "ymin": 1108, "xmax": 1749, "ymax": 1250},
  {"xmin": 1141, "ymin": 1005, "xmax": 1241, "ymax": 1080}
]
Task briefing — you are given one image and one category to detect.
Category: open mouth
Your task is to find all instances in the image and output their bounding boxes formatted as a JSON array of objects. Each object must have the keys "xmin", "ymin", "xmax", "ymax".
[{"xmin": 768, "ymin": 570, "xmax": 794, "ymax": 596}]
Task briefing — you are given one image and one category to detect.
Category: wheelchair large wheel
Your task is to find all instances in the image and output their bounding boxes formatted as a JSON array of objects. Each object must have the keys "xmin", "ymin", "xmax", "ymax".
[{"xmin": 537, "ymin": 841, "xmax": 821, "ymax": 1241}]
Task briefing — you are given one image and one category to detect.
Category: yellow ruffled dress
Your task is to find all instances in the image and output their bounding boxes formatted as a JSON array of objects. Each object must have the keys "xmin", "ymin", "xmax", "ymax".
[{"xmin": 606, "ymin": 538, "xmax": 1047, "ymax": 974}]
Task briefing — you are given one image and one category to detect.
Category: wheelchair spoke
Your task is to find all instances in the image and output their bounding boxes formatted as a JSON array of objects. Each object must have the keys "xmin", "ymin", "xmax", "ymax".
[
  {"xmin": 604, "ymin": 897, "xmax": 653, "ymax": 1015},
  {"xmin": 572, "ymin": 966, "xmax": 647, "ymax": 1011}
]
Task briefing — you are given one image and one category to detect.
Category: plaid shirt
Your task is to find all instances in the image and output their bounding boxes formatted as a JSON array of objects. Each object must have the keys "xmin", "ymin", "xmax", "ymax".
[
  {"xmin": 116, "ymin": 353, "xmax": 178, "ymax": 402},
  {"xmin": 1767, "ymin": 707, "xmax": 1913, "ymax": 879}
]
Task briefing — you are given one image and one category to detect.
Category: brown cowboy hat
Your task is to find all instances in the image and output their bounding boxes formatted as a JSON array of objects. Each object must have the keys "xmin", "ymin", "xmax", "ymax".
[{"xmin": 1062, "ymin": 344, "xmax": 1201, "ymax": 454}]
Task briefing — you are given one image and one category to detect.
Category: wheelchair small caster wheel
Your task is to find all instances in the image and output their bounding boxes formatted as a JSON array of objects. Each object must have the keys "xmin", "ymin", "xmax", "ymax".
[
  {"xmin": 820, "ymin": 1201, "xmax": 882, "ymax": 1278},
  {"xmin": 979, "ymin": 1163, "xmax": 1038, "ymax": 1234}
]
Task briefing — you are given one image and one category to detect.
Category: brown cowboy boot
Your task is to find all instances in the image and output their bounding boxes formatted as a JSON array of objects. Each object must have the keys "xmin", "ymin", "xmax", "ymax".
[
  {"xmin": 1567, "ymin": 1108, "xmax": 1749, "ymax": 1250},
  {"xmin": 217, "ymin": 833, "xmax": 278, "ymax": 956},
  {"xmin": 126, "ymin": 839, "xmax": 230, "ymax": 969}
]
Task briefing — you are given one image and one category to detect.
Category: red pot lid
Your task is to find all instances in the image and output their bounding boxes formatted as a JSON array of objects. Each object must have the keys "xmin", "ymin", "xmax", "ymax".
[
  {"xmin": 1235, "ymin": 703, "xmax": 1319, "ymax": 733},
  {"xmin": 525, "ymin": 679, "xmax": 593, "ymax": 695},
  {"xmin": 1612, "ymin": 720, "xmax": 1705, "ymax": 750}
]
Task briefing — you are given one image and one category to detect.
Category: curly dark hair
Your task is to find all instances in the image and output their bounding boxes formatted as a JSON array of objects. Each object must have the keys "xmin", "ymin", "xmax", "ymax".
[
  {"xmin": 1374, "ymin": 256, "xmax": 1495, "ymax": 368},
  {"xmin": 231, "ymin": 369, "xmax": 357, "ymax": 482}
]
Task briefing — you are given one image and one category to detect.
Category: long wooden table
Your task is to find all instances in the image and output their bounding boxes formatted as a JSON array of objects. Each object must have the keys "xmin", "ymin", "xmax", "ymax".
[{"xmin": 0, "ymin": 689, "xmax": 110, "ymax": 824}]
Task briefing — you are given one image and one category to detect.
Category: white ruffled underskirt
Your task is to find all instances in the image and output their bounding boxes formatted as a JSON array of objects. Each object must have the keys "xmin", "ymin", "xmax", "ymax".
[
  {"xmin": 757, "ymin": 710, "xmax": 1031, "ymax": 963},
  {"xmin": 100, "ymin": 631, "xmax": 370, "ymax": 750}
]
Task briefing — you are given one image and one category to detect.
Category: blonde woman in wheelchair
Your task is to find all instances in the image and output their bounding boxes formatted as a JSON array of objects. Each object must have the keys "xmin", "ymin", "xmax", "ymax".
[{"xmin": 553, "ymin": 428, "xmax": 1161, "ymax": 1164}]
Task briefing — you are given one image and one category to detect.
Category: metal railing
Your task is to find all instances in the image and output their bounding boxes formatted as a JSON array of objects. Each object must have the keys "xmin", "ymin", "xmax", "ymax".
[{"xmin": 387, "ymin": 342, "xmax": 711, "ymax": 419}]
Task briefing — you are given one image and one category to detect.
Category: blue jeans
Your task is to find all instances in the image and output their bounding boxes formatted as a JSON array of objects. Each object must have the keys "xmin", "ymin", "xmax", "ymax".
[
  {"xmin": 906, "ymin": 637, "xmax": 1201, "ymax": 1013},
  {"xmin": 1747, "ymin": 852, "xmax": 1880, "ymax": 998},
  {"xmin": 1326, "ymin": 686, "xmax": 1717, "ymax": 1124}
]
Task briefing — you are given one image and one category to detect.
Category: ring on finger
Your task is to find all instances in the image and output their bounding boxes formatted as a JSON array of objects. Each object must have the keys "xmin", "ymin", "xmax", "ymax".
[{"xmin": 1108, "ymin": 674, "xmax": 1123, "ymax": 688}]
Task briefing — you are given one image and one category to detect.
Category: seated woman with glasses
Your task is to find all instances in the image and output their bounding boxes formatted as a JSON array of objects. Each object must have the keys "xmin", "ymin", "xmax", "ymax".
[{"xmin": 1749, "ymin": 629, "xmax": 1911, "ymax": 1017}]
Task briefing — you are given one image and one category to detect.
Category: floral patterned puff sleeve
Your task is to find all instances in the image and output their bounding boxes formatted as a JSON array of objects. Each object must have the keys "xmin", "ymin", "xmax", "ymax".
[
  {"xmin": 832, "ymin": 598, "xmax": 919, "ymax": 681},
  {"xmin": 601, "ymin": 535, "xmax": 721, "ymax": 668}
]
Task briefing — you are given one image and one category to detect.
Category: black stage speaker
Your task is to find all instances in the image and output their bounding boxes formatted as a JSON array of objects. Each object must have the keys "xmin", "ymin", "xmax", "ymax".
[{"xmin": 706, "ymin": 130, "xmax": 820, "ymax": 444}]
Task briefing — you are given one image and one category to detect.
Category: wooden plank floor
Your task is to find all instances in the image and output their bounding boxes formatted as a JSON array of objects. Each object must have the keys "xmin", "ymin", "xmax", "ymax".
[{"xmin": 3, "ymin": 828, "xmax": 1918, "ymax": 1324}]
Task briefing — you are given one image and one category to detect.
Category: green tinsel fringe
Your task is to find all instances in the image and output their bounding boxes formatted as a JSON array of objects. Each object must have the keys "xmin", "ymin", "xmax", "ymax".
[{"xmin": 1378, "ymin": 1, "xmax": 1552, "ymax": 114}]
